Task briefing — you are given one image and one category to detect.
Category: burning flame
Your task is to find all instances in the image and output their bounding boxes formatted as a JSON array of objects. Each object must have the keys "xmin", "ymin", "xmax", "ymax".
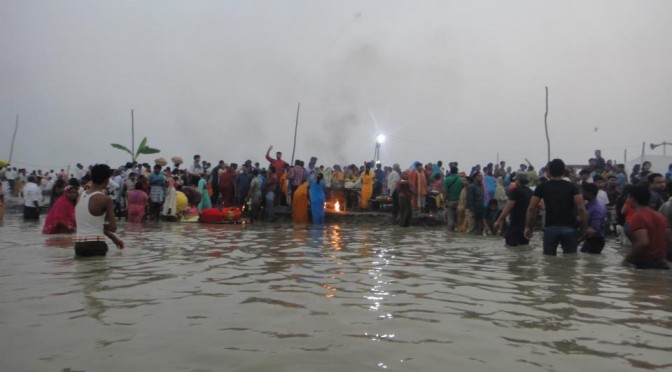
[{"xmin": 334, "ymin": 201, "xmax": 341, "ymax": 212}]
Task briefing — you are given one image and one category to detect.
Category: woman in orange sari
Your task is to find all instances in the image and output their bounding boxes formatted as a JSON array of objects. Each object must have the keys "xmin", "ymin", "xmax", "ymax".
[
  {"xmin": 359, "ymin": 163, "xmax": 375, "ymax": 209},
  {"xmin": 292, "ymin": 181, "xmax": 310, "ymax": 224}
]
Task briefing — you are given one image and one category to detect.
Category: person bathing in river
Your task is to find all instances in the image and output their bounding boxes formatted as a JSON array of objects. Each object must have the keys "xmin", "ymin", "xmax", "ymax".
[
  {"xmin": 43, "ymin": 185, "xmax": 79, "ymax": 234},
  {"xmin": 74, "ymin": 164, "xmax": 124, "ymax": 256},
  {"xmin": 309, "ymin": 173, "xmax": 326, "ymax": 224}
]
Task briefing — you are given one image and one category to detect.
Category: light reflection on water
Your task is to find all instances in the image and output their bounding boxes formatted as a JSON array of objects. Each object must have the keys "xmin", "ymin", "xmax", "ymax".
[{"xmin": 1, "ymin": 216, "xmax": 671, "ymax": 371}]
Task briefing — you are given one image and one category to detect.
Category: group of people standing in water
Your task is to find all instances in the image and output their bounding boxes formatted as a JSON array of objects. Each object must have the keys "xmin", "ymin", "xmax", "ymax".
[{"xmin": 1, "ymin": 147, "xmax": 670, "ymax": 266}]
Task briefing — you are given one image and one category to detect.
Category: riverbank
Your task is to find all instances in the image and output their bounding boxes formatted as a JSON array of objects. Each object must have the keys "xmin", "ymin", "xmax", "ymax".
[{"xmin": 2, "ymin": 195, "xmax": 444, "ymax": 226}]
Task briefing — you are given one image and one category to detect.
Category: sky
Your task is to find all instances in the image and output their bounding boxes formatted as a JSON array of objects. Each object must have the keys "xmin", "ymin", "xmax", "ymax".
[{"xmin": 1, "ymin": 0, "xmax": 671, "ymax": 173}]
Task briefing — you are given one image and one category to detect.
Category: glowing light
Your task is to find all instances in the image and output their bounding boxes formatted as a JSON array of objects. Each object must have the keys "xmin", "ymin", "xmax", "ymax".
[
  {"xmin": 334, "ymin": 201, "xmax": 341, "ymax": 212},
  {"xmin": 376, "ymin": 134, "xmax": 386, "ymax": 144}
]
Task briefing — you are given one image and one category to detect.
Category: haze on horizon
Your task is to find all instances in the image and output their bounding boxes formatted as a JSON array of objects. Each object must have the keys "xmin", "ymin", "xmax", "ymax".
[{"xmin": 1, "ymin": 0, "xmax": 671, "ymax": 173}]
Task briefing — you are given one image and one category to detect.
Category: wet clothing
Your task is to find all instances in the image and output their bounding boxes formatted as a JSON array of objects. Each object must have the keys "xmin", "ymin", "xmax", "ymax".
[
  {"xmin": 504, "ymin": 186, "xmax": 532, "ymax": 246},
  {"xmin": 309, "ymin": 180, "xmax": 325, "ymax": 224},
  {"xmin": 292, "ymin": 182, "xmax": 309, "ymax": 224},
  {"xmin": 586, "ymin": 199, "xmax": 607, "ymax": 238},
  {"xmin": 533, "ymin": 180, "xmax": 580, "ymax": 227},
  {"xmin": 581, "ymin": 237, "xmax": 605, "ymax": 254},
  {"xmin": 74, "ymin": 240, "xmax": 108, "ymax": 257},
  {"xmin": 42, "ymin": 192, "xmax": 77, "ymax": 234},
  {"xmin": 75, "ymin": 191, "xmax": 108, "ymax": 257},
  {"xmin": 127, "ymin": 189, "xmax": 147, "ymax": 223},
  {"xmin": 628, "ymin": 208, "xmax": 670, "ymax": 269},
  {"xmin": 398, "ymin": 181, "xmax": 413, "ymax": 227}
]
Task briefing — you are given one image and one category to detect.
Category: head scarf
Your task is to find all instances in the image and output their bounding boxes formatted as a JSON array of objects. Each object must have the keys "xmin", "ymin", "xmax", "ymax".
[{"xmin": 42, "ymin": 186, "xmax": 77, "ymax": 234}]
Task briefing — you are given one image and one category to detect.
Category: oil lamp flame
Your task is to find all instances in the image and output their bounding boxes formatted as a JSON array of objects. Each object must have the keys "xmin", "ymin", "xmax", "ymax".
[{"xmin": 334, "ymin": 201, "xmax": 341, "ymax": 212}]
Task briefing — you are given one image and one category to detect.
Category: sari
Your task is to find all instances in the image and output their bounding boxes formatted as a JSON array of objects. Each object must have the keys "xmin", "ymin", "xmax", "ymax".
[
  {"xmin": 197, "ymin": 178, "xmax": 212, "ymax": 211},
  {"xmin": 309, "ymin": 180, "xmax": 325, "ymax": 224},
  {"xmin": 292, "ymin": 182, "xmax": 310, "ymax": 224},
  {"xmin": 456, "ymin": 188, "xmax": 468, "ymax": 233},
  {"xmin": 42, "ymin": 187, "xmax": 76, "ymax": 234},
  {"xmin": 360, "ymin": 171, "xmax": 375, "ymax": 209},
  {"xmin": 482, "ymin": 175, "xmax": 496, "ymax": 208},
  {"xmin": 162, "ymin": 184, "xmax": 178, "ymax": 219},
  {"xmin": 127, "ymin": 189, "xmax": 148, "ymax": 223}
]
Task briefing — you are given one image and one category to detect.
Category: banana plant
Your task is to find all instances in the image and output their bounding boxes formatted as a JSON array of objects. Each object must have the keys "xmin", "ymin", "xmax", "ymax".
[{"xmin": 111, "ymin": 137, "xmax": 160, "ymax": 162}]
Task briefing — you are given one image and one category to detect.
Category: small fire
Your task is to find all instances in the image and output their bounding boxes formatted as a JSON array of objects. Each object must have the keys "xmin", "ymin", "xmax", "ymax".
[{"xmin": 334, "ymin": 201, "xmax": 341, "ymax": 212}]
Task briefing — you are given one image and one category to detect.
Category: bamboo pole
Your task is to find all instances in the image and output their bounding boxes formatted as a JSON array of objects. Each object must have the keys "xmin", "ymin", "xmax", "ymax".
[
  {"xmin": 8, "ymin": 114, "xmax": 19, "ymax": 164},
  {"xmin": 131, "ymin": 109, "xmax": 135, "ymax": 162},
  {"xmin": 290, "ymin": 102, "xmax": 301, "ymax": 165},
  {"xmin": 544, "ymin": 87, "xmax": 550, "ymax": 163}
]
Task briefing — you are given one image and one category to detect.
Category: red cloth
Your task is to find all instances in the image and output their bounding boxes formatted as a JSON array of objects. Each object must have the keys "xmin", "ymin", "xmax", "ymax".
[
  {"xmin": 630, "ymin": 208, "xmax": 669, "ymax": 262},
  {"xmin": 218, "ymin": 169, "xmax": 236, "ymax": 206},
  {"xmin": 43, "ymin": 192, "xmax": 76, "ymax": 234},
  {"xmin": 199, "ymin": 207, "xmax": 242, "ymax": 223}
]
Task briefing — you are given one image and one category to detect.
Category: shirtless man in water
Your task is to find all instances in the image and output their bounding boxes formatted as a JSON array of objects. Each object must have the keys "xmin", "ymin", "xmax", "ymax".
[{"xmin": 74, "ymin": 164, "xmax": 124, "ymax": 257}]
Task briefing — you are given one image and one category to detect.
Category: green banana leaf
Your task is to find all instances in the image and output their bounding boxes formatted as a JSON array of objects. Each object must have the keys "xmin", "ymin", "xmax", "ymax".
[
  {"xmin": 138, "ymin": 147, "xmax": 161, "ymax": 155},
  {"xmin": 111, "ymin": 143, "xmax": 133, "ymax": 156}
]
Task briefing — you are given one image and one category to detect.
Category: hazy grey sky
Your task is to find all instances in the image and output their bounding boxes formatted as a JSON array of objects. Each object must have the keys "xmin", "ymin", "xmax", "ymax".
[{"xmin": 2, "ymin": 0, "xmax": 671, "ymax": 172}]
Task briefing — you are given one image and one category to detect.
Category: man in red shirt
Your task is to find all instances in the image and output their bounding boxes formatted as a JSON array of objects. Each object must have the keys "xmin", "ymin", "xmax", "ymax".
[
  {"xmin": 266, "ymin": 145, "xmax": 287, "ymax": 206},
  {"xmin": 623, "ymin": 183, "xmax": 671, "ymax": 269},
  {"xmin": 265, "ymin": 145, "xmax": 287, "ymax": 178}
]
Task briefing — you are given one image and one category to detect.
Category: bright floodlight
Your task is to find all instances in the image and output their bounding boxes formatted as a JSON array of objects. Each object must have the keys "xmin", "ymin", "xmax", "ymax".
[{"xmin": 376, "ymin": 134, "xmax": 386, "ymax": 144}]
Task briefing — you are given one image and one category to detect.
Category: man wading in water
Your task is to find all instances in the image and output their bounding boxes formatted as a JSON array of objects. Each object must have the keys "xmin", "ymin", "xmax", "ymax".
[
  {"xmin": 74, "ymin": 164, "xmax": 124, "ymax": 257},
  {"xmin": 525, "ymin": 158, "xmax": 588, "ymax": 255}
]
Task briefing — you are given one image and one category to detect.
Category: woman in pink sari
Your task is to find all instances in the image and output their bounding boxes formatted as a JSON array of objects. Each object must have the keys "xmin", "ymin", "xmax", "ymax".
[
  {"xmin": 42, "ymin": 186, "xmax": 78, "ymax": 234},
  {"xmin": 127, "ymin": 182, "xmax": 148, "ymax": 223}
]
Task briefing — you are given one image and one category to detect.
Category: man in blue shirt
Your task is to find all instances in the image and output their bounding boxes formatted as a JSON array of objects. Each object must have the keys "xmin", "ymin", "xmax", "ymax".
[
  {"xmin": 148, "ymin": 165, "xmax": 166, "ymax": 220},
  {"xmin": 580, "ymin": 183, "xmax": 607, "ymax": 254}
]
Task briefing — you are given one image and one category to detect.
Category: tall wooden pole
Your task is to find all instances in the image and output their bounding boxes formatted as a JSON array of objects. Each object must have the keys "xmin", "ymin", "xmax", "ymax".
[
  {"xmin": 290, "ymin": 102, "xmax": 301, "ymax": 165},
  {"xmin": 8, "ymin": 114, "xmax": 19, "ymax": 164},
  {"xmin": 544, "ymin": 87, "xmax": 550, "ymax": 163},
  {"xmin": 131, "ymin": 109, "xmax": 135, "ymax": 162}
]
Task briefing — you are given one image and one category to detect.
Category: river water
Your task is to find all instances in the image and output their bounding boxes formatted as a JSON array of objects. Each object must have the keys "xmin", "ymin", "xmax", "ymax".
[{"xmin": 1, "ymin": 215, "xmax": 670, "ymax": 372}]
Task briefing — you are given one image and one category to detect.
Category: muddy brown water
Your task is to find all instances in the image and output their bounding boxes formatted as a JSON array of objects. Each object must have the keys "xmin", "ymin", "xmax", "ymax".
[{"xmin": 1, "ymin": 216, "xmax": 670, "ymax": 371}]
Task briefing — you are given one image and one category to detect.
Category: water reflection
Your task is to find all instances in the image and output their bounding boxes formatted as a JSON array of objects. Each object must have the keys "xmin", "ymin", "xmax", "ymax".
[
  {"xmin": 74, "ymin": 258, "xmax": 112, "ymax": 323},
  {"xmin": 0, "ymin": 216, "xmax": 670, "ymax": 371}
]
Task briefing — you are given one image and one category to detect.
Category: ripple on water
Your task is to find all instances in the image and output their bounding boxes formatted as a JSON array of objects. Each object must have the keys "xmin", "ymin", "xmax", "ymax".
[{"xmin": 0, "ymin": 217, "xmax": 671, "ymax": 371}]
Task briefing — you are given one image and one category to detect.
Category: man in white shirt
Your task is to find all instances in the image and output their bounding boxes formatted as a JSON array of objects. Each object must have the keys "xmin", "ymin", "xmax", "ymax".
[
  {"xmin": 189, "ymin": 155, "xmax": 202, "ymax": 184},
  {"xmin": 22, "ymin": 175, "xmax": 42, "ymax": 220},
  {"xmin": 5, "ymin": 167, "xmax": 16, "ymax": 193},
  {"xmin": 387, "ymin": 164, "xmax": 402, "ymax": 223},
  {"xmin": 74, "ymin": 163, "xmax": 86, "ymax": 181},
  {"xmin": 593, "ymin": 175, "xmax": 610, "ymax": 206}
]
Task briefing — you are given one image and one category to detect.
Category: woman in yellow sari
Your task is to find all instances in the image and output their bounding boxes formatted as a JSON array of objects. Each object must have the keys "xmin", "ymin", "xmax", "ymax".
[{"xmin": 359, "ymin": 163, "xmax": 375, "ymax": 209}]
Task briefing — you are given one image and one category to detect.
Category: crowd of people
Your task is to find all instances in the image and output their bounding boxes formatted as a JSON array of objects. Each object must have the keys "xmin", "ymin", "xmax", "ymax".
[{"xmin": 1, "ymin": 148, "xmax": 671, "ymax": 267}]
